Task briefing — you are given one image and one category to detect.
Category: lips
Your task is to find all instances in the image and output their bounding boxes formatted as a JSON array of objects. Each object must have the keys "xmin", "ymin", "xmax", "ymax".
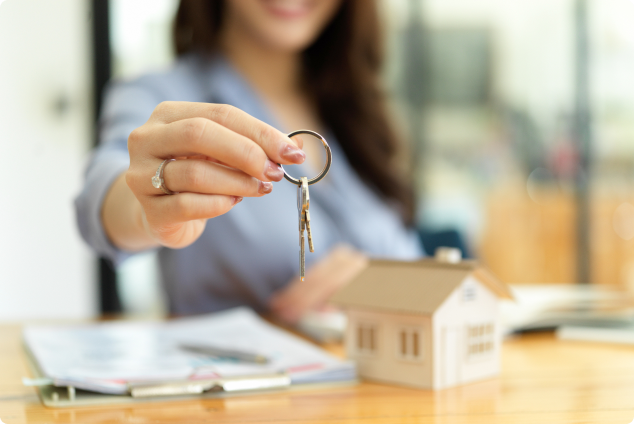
[{"xmin": 260, "ymin": 0, "xmax": 314, "ymax": 19}]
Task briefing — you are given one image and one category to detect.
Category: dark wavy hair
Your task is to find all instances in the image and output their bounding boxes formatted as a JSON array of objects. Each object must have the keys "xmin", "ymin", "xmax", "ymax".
[{"xmin": 173, "ymin": 0, "xmax": 415, "ymax": 224}]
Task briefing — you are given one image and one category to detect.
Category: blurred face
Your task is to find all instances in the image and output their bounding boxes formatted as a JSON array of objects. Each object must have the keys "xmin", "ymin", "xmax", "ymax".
[{"xmin": 224, "ymin": 0, "xmax": 343, "ymax": 52}]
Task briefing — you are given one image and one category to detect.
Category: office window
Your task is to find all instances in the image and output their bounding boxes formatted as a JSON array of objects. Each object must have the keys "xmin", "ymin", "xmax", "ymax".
[
  {"xmin": 385, "ymin": 1, "xmax": 634, "ymax": 290},
  {"xmin": 466, "ymin": 323, "xmax": 494, "ymax": 361},
  {"xmin": 397, "ymin": 327, "xmax": 423, "ymax": 361},
  {"xmin": 357, "ymin": 323, "xmax": 377, "ymax": 354}
]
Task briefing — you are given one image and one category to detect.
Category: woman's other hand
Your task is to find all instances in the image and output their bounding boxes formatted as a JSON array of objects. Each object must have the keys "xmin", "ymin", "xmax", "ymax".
[
  {"xmin": 269, "ymin": 245, "xmax": 368, "ymax": 324},
  {"xmin": 104, "ymin": 101, "xmax": 305, "ymax": 250}
]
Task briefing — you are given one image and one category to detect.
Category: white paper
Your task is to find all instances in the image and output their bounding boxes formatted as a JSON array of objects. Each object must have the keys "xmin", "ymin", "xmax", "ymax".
[
  {"xmin": 24, "ymin": 307, "xmax": 355, "ymax": 394},
  {"xmin": 557, "ymin": 325, "xmax": 634, "ymax": 345}
]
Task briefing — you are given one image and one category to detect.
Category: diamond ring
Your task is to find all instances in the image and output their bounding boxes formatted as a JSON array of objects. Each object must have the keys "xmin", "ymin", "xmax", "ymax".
[{"xmin": 151, "ymin": 159, "xmax": 175, "ymax": 195}]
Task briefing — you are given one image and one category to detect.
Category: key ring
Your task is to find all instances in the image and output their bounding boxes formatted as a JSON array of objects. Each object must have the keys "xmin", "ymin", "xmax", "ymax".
[{"xmin": 279, "ymin": 130, "xmax": 332, "ymax": 186}]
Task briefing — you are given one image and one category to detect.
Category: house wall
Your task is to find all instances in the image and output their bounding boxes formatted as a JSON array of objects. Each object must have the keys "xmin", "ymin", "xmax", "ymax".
[
  {"xmin": 432, "ymin": 276, "xmax": 501, "ymax": 389},
  {"xmin": 345, "ymin": 309, "xmax": 434, "ymax": 389}
]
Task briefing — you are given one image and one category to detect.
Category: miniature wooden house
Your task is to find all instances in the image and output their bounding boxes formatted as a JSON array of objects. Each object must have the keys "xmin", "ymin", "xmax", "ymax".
[{"xmin": 331, "ymin": 254, "xmax": 512, "ymax": 390}]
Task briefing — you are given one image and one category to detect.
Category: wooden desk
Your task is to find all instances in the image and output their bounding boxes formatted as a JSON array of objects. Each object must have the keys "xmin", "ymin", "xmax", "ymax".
[{"xmin": 2, "ymin": 324, "xmax": 634, "ymax": 424}]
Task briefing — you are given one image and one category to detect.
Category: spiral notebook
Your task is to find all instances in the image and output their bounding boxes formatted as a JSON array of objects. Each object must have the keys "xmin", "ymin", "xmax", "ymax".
[{"xmin": 23, "ymin": 307, "xmax": 356, "ymax": 407}]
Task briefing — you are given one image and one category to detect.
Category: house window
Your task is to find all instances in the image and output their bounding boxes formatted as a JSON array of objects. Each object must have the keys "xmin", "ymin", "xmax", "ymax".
[
  {"xmin": 466, "ymin": 323, "xmax": 494, "ymax": 360},
  {"xmin": 463, "ymin": 281, "xmax": 477, "ymax": 301},
  {"xmin": 357, "ymin": 323, "xmax": 378, "ymax": 354},
  {"xmin": 397, "ymin": 327, "xmax": 423, "ymax": 361}
]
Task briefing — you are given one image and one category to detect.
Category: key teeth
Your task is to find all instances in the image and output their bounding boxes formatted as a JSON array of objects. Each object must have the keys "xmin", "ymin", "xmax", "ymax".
[
  {"xmin": 306, "ymin": 228, "xmax": 314, "ymax": 253},
  {"xmin": 305, "ymin": 211, "xmax": 314, "ymax": 253}
]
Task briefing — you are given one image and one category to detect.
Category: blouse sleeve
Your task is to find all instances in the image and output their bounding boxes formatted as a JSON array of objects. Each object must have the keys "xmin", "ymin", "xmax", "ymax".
[{"xmin": 74, "ymin": 78, "xmax": 162, "ymax": 265}]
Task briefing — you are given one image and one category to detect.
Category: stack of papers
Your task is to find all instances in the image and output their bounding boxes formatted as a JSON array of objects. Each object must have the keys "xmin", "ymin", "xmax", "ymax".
[
  {"xmin": 557, "ymin": 324, "xmax": 634, "ymax": 344},
  {"xmin": 24, "ymin": 308, "xmax": 356, "ymax": 395},
  {"xmin": 501, "ymin": 284, "xmax": 634, "ymax": 335}
]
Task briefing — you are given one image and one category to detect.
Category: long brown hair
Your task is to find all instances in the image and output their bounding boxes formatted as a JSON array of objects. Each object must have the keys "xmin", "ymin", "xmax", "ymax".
[{"xmin": 173, "ymin": 0, "xmax": 415, "ymax": 224}]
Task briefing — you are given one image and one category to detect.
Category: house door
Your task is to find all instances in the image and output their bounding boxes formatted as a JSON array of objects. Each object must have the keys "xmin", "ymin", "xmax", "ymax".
[{"xmin": 442, "ymin": 327, "xmax": 460, "ymax": 387}]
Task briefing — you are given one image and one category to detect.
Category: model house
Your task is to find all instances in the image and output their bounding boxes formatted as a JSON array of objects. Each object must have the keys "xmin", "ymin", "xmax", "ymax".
[{"xmin": 331, "ymin": 250, "xmax": 513, "ymax": 390}]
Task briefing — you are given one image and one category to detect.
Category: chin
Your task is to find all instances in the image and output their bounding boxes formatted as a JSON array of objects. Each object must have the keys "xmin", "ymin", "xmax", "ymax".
[
  {"xmin": 227, "ymin": 0, "xmax": 342, "ymax": 52},
  {"xmin": 258, "ymin": 28, "xmax": 322, "ymax": 52}
]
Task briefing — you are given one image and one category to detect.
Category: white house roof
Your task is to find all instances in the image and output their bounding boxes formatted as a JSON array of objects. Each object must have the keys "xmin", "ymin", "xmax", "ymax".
[{"xmin": 330, "ymin": 259, "xmax": 513, "ymax": 316}]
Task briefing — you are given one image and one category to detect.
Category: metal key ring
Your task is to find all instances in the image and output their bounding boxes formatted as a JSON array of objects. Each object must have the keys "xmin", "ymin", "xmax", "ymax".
[{"xmin": 279, "ymin": 130, "xmax": 332, "ymax": 186}]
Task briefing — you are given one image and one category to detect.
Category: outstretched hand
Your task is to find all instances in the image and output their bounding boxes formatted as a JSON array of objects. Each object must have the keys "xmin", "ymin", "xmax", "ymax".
[
  {"xmin": 269, "ymin": 245, "xmax": 369, "ymax": 324},
  {"xmin": 120, "ymin": 101, "xmax": 306, "ymax": 249}
]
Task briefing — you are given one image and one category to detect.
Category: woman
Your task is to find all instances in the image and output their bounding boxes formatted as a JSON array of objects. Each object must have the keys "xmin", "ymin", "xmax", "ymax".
[{"xmin": 75, "ymin": 0, "xmax": 423, "ymax": 322}]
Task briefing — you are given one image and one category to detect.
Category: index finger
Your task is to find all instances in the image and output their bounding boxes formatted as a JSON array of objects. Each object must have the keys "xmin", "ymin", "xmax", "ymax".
[{"xmin": 150, "ymin": 101, "xmax": 305, "ymax": 165}]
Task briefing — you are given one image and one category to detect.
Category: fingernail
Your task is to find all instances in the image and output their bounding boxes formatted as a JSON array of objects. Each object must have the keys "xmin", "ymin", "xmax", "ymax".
[
  {"xmin": 258, "ymin": 181, "xmax": 273, "ymax": 194},
  {"xmin": 264, "ymin": 160, "xmax": 284, "ymax": 181},
  {"xmin": 232, "ymin": 196, "xmax": 243, "ymax": 205},
  {"xmin": 280, "ymin": 144, "xmax": 306, "ymax": 164}
]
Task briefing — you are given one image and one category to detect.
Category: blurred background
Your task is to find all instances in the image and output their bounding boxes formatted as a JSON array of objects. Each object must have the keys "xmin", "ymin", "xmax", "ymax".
[{"xmin": 1, "ymin": 0, "xmax": 634, "ymax": 320}]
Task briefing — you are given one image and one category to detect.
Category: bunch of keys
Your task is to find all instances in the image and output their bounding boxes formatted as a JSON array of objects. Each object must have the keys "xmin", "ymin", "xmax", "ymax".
[{"xmin": 279, "ymin": 130, "xmax": 332, "ymax": 281}]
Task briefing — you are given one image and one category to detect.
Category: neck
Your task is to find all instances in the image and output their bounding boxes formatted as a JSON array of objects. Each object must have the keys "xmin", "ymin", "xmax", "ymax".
[{"xmin": 220, "ymin": 23, "xmax": 302, "ymax": 99}]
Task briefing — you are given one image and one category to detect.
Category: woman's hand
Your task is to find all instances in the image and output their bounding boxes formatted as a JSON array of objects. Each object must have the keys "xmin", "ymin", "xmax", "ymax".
[
  {"xmin": 269, "ymin": 245, "xmax": 369, "ymax": 324},
  {"xmin": 104, "ymin": 101, "xmax": 305, "ymax": 251}
]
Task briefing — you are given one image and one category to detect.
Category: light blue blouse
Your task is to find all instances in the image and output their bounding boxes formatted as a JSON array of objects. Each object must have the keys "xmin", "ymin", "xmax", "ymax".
[{"xmin": 75, "ymin": 53, "xmax": 423, "ymax": 315}]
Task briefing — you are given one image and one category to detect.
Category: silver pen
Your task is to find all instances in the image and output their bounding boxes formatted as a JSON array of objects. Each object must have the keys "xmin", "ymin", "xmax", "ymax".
[{"xmin": 179, "ymin": 343, "xmax": 270, "ymax": 364}]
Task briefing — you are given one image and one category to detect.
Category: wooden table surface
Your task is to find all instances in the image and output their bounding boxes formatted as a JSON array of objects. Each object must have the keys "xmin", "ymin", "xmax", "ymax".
[{"xmin": 2, "ymin": 324, "xmax": 634, "ymax": 424}]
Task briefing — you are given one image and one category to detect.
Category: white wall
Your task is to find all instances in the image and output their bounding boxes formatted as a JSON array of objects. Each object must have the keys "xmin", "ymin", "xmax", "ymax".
[{"xmin": 0, "ymin": 0, "xmax": 95, "ymax": 320}]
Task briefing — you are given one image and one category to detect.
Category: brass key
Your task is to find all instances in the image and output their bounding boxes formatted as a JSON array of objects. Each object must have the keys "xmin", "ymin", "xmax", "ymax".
[
  {"xmin": 279, "ymin": 130, "xmax": 332, "ymax": 281},
  {"xmin": 305, "ymin": 209, "xmax": 314, "ymax": 253}
]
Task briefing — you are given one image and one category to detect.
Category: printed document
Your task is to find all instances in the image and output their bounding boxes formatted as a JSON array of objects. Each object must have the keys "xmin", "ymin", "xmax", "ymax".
[{"xmin": 24, "ymin": 307, "xmax": 355, "ymax": 394}]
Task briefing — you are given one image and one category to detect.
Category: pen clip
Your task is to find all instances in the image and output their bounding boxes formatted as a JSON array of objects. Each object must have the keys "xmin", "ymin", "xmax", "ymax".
[{"xmin": 128, "ymin": 373, "xmax": 291, "ymax": 398}]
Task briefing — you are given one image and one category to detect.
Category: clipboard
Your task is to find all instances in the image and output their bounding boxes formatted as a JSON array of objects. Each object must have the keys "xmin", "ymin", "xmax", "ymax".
[
  {"xmin": 24, "ymin": 346, "xmax": 356, "ymax": 408},
  {"xmin": 22, "ymin": 308, "xmax": 358, "ymax": 408}
]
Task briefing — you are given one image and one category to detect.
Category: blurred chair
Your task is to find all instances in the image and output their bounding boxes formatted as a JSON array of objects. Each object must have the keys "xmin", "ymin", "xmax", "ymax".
[{"xmin": 418, "ymin": 228, "xmax": 471, "ymax": 259}]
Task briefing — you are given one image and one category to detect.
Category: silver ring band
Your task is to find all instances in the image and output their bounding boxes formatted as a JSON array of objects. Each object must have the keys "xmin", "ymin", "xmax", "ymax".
[
  {"xmin": 278, "ymin": 130, "xmax": 332, "ymax": 186},
  {"xmin": 152, "ymin": 159, "xmax": 175, "ymax": 195}
]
